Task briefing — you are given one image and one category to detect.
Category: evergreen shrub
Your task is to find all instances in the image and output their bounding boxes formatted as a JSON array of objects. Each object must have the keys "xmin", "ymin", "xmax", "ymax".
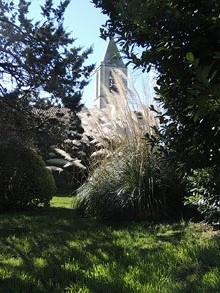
[
  {"xmin": 0, "ymin": 141, "xmax": 56, "ymax": 211},
  {"xmin": 185, "ymin": 168, "xmax": 220, "ymax": 223}
]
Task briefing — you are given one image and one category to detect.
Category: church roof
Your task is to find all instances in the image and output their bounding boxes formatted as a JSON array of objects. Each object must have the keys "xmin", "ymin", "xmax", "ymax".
[{"xmin": 102, "ymin": 38, "xmax": 125, "ymax": 67}]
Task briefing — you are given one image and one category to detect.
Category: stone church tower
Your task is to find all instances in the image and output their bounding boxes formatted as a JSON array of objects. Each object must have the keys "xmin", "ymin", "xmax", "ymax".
[{"xmin": 96, "ymin": 38, "xmax": 127, "ymax": 109}]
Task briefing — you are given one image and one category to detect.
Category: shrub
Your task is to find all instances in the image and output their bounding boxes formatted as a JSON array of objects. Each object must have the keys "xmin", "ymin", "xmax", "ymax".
[
  {"xmin": 0, "ymin": 141, "xmax": 56, "ymax": 211},
  {"xmin": 185, "ymin": 168, "xmax": 220, "ymax": 223}
]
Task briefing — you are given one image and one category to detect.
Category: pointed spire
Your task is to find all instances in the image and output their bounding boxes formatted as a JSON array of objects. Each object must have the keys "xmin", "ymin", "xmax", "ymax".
[{"xmin": 102, "ymin": 38, "xmax": 125, "ymax": 67}]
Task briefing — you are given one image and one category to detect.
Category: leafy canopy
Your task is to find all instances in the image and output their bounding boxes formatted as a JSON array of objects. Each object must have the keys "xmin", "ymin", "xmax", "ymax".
[{"xmin": 92, "ymin": 0, "xmax": 220, "ymax": 171}]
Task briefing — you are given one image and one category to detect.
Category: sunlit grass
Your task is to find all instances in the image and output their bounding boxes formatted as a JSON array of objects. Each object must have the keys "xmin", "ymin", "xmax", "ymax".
[
  {"xmin": 0, "ymin": 197, "xmax": 219, "ymax": 292},
  {"xmin": 50, "ymin": 195, "xmax": 78, "ymax": 208}
]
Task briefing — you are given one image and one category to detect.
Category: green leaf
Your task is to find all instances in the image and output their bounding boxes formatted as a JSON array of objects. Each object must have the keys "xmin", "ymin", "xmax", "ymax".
[{"xmin": 186, "ymin": 52, "xmax": 195, "ymax": 63}]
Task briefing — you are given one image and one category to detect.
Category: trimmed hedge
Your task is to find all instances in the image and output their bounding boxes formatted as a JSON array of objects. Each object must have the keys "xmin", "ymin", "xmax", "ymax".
[{"xmin": 0, "ymin": 141, "xmax": 56, "ymax": 211}]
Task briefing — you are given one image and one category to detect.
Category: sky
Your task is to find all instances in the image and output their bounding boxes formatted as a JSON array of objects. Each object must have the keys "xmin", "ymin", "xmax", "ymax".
[
  {"xmin": 64, "ymin": 0, "xmax": 109, "ymax": 107},
  {"xmin": 29, "ymin": 0, "xmax": 155, "ymax": 108}
]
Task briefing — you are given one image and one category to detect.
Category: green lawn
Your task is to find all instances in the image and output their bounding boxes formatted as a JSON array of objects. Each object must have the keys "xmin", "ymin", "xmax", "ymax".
[{"xmin": 0, "ymin": 196, "xmax": 219, "ymax": 292}]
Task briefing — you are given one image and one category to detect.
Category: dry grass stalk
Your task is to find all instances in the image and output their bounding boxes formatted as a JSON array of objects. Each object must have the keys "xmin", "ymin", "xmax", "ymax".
[
  {"xmin": 80, "ymin": 71, "xmax": 157, "ymax": 159},
  {"xmin": 77, "ymin": 73, "xmax": 184, "ymax": 221}
]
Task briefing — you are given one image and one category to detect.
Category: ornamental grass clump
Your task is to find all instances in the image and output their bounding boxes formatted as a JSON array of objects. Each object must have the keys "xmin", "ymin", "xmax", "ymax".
[
  {"xmin": 77, "ymin": 144, "xmax": 184, "ymax": 220},
  {"xmin": 77, "ymin": 72, "xmax": 184, "ymax": 220}
]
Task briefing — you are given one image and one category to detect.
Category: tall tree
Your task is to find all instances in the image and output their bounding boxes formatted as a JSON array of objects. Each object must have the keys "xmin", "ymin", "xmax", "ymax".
[
  {"xmin": 92, "ymin": 0, "xmax": 220, "ymax": 172},
  {"xmin": 0, "ymin": 0, "xmax": 94, "ymax": 145}
]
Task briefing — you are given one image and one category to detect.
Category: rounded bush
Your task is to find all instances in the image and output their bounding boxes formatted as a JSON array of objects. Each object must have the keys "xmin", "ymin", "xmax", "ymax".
[{"xmin": 0, "ymin": 141, "xmax": 56, "ymax": 211}]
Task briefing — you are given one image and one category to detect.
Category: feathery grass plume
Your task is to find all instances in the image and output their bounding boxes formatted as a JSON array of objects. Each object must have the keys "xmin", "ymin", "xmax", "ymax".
[
  {"xmin": 77, "ymin": 72, "xmax": 184, "ymax": 220},
  {"xmin": 46, "ymin": 148, "xmax": 86, "ymax": 170},
  {"xmin": 80, "ymin": 71, "xmax": 157, "ymax": 152}
]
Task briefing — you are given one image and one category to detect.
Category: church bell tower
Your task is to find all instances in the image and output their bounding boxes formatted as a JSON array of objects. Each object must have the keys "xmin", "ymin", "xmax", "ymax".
[{"xmin": 96, "ymin": 38, "xmax": 127, "ymax": 109}]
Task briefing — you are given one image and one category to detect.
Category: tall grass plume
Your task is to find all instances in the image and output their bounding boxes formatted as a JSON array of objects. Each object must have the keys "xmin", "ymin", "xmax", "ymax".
[{"xmin": 77, "ymin": 72, "xmax": 184, "ymax": 220}]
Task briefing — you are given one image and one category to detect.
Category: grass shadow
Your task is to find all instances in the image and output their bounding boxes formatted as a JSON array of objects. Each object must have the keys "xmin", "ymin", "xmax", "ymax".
[{"xmin": 0, "ymin": 199, "xmax": 219, "ymax": 292}]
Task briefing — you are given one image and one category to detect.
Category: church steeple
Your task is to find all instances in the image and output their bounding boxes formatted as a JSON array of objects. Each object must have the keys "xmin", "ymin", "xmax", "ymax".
[
  {"xmin": 96, "ymin": 38, "xmax": 127, "ymax": 109},
  {"xmin": 103, "ymin": 38, "xmax": 125, "ymax": 67}
]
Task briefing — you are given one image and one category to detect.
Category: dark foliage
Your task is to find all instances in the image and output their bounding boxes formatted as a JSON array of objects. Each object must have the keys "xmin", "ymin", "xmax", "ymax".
[
  {"xmin": 0, "ymin": 0, "xmax": 94, "ymax": 146},
  {"xmin": 92, "ymin": 0, "xmax": 220, "ymax": 171},
  {"xmin": 186, "ymin": 167, "xmax": 220, "ymax": 222},
  {"xmin": 0, "ymin": 141, "xmax": 56, "ymax": 211}
]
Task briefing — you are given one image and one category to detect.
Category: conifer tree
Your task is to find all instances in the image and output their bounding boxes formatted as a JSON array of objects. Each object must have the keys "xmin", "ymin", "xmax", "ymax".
[{"xmin": 0, "ymin": 0, "xmax": 94, "ymax": 146}]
